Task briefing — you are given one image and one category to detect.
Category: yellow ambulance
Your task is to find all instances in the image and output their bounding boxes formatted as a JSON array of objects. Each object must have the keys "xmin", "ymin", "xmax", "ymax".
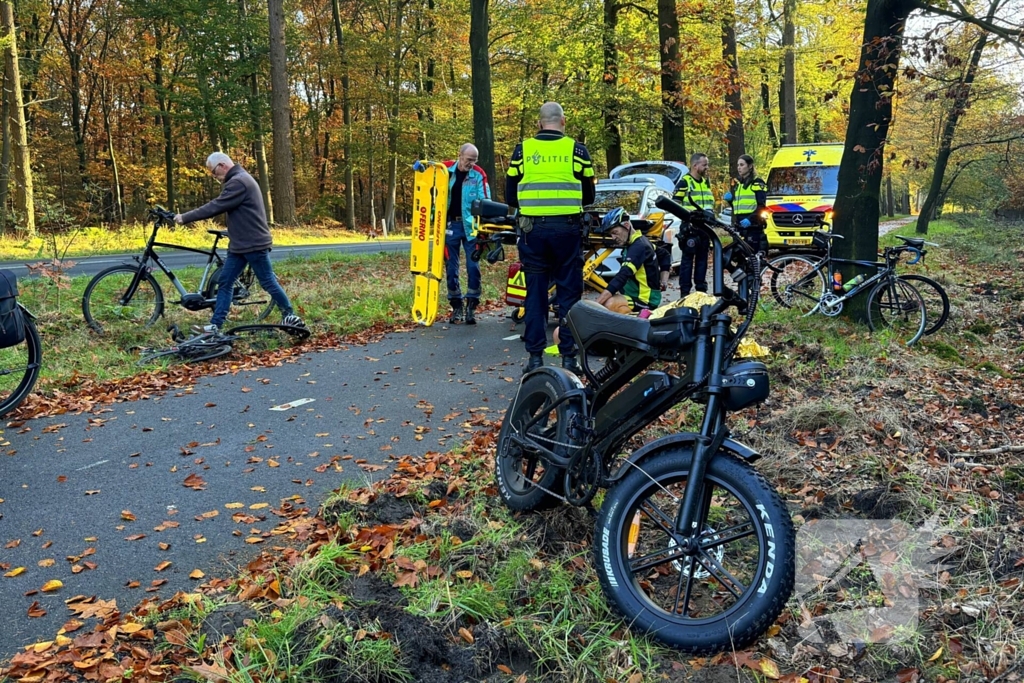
[{"xmin": 763, "ymin": 143, "xmax": 843, "ymax": 249}]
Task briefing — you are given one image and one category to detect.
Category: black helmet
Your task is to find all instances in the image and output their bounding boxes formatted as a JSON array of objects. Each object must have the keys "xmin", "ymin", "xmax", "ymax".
[{"xmin": 595, "ymin": 207, "xmax": 628, "ymax": 235}]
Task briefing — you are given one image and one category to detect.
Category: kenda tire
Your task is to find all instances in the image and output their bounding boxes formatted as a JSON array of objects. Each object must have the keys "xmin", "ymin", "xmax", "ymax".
[
  {"xmin": 594, "ymin": 448, "xmax": 795, "ymax": 653},
  {"xmin": 495, "ymin": 373, "xmax": 579, "ymax": 511}
]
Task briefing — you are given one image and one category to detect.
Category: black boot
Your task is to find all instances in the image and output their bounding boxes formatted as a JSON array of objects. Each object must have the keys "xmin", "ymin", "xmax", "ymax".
[
  {"xmin": 465, "ymin": 297, "xmax": 478, "ymax": 325},
  {"xmin": 449, "ymin": 299, "xmax": 464, "ymax": 324},
  {"xmin": 525, "ymin": 353, "xmax": 543, "ymax": 373},
  {"xmin": 561, "ymin": 355, "xmax": 581, "ymax": 374}
]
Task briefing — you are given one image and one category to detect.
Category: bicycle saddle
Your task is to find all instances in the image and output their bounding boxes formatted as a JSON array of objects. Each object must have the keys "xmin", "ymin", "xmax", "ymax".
[
  {"xmin": 895, "ymin": 235, "xmax": 925, "ymax": 250},
  {"xmin": 207, "ymin": 229, "xmax": 229, "ymax": 238},
  {"xmin": 566, "ymin": 301, "xmax": 652, "ymax": 357}
]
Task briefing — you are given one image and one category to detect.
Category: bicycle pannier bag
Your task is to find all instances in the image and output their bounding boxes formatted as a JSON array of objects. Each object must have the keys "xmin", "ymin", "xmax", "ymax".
[{"xmin": 0, "ymin": 269, "xmax": 25, "ymax": 348}]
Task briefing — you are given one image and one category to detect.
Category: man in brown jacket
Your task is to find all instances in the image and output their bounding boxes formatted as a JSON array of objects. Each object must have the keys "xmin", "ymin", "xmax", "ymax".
[{"xmin": 175, "ymin": 152, "xmax": 304, "ymax": 334}]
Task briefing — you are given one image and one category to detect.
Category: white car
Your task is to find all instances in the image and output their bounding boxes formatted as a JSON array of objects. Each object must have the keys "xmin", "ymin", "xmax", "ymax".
[{"xmin": 585, "ymin": 161, "xmax": 690, "ymax": 278}]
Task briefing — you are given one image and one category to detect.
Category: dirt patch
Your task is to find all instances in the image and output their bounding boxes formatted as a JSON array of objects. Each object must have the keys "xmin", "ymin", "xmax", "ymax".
[
  {"xmin": 199, "ymin": 603, "xmax": 261, "ymax": 643},
  {"xmin": 521, "ymin": 504, "xmax": 594, "ymax": 555}
]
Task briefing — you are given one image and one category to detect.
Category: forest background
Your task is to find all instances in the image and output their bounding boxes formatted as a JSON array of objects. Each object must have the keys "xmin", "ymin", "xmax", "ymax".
[{"xmin": 0, "ymin": 0, "xmax": 1021, "ymax": 240}]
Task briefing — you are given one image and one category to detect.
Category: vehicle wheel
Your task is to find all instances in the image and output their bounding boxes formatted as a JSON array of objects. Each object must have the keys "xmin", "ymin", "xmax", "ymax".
[
  {"xmin": 83, "ymin": 266, "xmax": 164, "ymax": 335},
  {"xmin": 511, "ymin": 307, "xmax": 525, "ymax": 323},
  {"xmin": 898, "ymin": 274, "xmax": 949, "ymax": 336},
  {"xmin": 867, "ymin": 277, "xmax": 926, "ymax": 346},
  {"xmin": 0, "ymin": 313, "xmax": 41, "ymax": 418},
  {"xmin": 594, "ymin": 448, "xmax": 795, "ymax": 654},
  {"xmin": 767, "ymin": 254, "xmax": 824, "ymax": 314},
  {"xmin": 208, "ymin": 265, "xmax": 277, "ymax": 325},
  {"xmin": 495, "ymin": 373, "xmax": 580, "ymax": 511}
]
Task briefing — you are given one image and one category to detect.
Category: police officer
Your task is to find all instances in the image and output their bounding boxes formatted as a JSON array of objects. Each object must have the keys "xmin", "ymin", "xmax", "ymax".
[
  {"xmin": 675, "ymin": 152, "xmax": 714, "ymax": 296},
  {"xmin": 506, "ymin": 102, "xmax": 596, "ymax": 373},
  {"xmin": 723, "ymin": 154, "xmax": 768, "ymax": 253}
]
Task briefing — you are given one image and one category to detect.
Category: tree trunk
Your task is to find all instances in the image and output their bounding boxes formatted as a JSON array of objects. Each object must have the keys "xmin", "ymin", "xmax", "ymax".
[
  {"xmin": 657, "ymin": 0, "xmax": 685, "ymax": 161},
  {"xmin": 2, "ymin": 1, "xmax": 34, "ymax": 234},
  {"xmin": 0, "ymin": 59, "xmax": 10, "ymax": 233},
  {"xmin": 760, "ymin": 67, "xmax": 779, "ymax": 148},
  {"xmin": 238, "ymin": 0, "xmax": 273, "ymax": 222},
  {"xmin": 383, "ymin": 2, "xmax": 404, "ymax": 233},
  {"xmin": 602, "ymin": 0, "xmax": 622, "ymax": 170},
  {"xmin": 832, "ymin": 0, "xmax": 912, "ymax": 319},
  {"xmin": 721, "ymin": 1, "xmax": 744, "ymax": 176},
  {"xmin": 916, "ymin": 24, "xmax": 990, "ymax": 234},
  {"xmin": 781, "ymin": 0, "xmax": 797, "ymax": 144},
  {"xmin": 153, "ymin": 27, "xmax": 175, "ymax": 211},
  {"xmin": 268, "ymin": 0, "xmax": 297, "ymax": 223},
  {"xmin": 470, "ymin": 0, "xmax": 496, "ymax": 183},
  {"xmin": 330, "ymin": 0, "xmax": 355, "ymax": 228},
  {"xmin": 366, "ymin": 104, "xmax": 376, "ymax": 229},
  {"xmin": 101, "ymin": 77, "xmax": 123, "ymax": 222},
  {"xmin": 885, "ymin": 172, "xmax": 894, "ymax": 217}
]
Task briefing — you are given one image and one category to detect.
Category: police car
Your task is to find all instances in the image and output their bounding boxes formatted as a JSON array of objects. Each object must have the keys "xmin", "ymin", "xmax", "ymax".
[{"xmin": 585, "ymin": 161, "xmax": 688, "ymax": 277}]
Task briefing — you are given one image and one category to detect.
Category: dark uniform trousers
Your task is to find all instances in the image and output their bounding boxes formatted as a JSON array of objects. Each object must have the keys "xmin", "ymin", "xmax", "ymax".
[
  {"xmin": 678, "ymin": 226, "xmax": 709, "ymax": 295},
  {"xmin": 518, "ymin": 216, "xmax": 583, "ymax": 355}
]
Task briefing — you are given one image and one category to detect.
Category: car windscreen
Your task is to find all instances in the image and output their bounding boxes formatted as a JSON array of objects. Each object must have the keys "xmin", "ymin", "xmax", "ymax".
[
  {"xmin": 766, "ymin": 166, "xmax": 839, "ymax": 196},
  {"xmin": 614, "ymin": 164, "xmax": 684, "ymax": 184},
  {"xmin": 587, "ymin": 189, "xmax": 643, "ymax": 214}
]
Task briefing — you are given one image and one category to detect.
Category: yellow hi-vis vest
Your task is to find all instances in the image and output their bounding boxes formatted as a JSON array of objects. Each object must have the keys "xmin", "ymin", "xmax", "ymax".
[
  {"xmin": 733, "ymin": 177, "xmax": 765, "ymax": 215},
  {"xmin": 517, "ymin": 137, "xmax": 582, "ymax": 216},
  {"xmin": 675, "ymin": 174, "xmax": 714, "ymax": 211}
]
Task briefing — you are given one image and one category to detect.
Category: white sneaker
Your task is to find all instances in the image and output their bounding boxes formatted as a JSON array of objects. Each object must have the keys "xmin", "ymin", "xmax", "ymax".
[
  {"xmin": 281, "ymin": 314, "xmax": 305, "ymax": 328},
  {"xmin": 191, "ymin": 323, "xmax": 219, "ymax": 335}
]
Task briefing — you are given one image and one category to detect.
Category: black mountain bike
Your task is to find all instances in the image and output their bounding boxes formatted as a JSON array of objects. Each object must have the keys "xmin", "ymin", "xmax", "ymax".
[
  {"xmin": 83, "ymin": 207, "xmax": 276, "ymax": 335},
  {"xmin": 769, "ymin": 234, "xmax": 948, "ymax": 336},
  {"xmin": 495, "ymin": 197, "xmax": 795, "ymax": 653},
  {"xmin": 766, "ymin": 231, "xmax": 930, "ymax": 345}
]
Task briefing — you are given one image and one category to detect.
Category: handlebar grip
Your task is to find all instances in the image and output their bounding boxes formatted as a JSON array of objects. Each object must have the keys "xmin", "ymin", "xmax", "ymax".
[{"xmin": 654, "ymin": 196, "xmax": 693, "ymax": 223}]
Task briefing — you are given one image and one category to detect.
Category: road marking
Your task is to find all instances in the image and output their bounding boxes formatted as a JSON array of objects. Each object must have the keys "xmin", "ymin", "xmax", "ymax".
[
  {"xmin": 503, "ymin": 334, "xmax": 520, "ymax": 341},
  {"xmin": 270, "ymin": 398, "xmax": 316, "ymax": 411},
  {"xmin": 75, "ymin": 459, "xmax": 109, "ymax": 471}
]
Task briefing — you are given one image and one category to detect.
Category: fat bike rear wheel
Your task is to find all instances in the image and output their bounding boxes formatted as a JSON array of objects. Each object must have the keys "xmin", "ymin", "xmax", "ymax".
[{"xmin": 594, "ymin": 448, "xmax": 795, "ymax": 653}]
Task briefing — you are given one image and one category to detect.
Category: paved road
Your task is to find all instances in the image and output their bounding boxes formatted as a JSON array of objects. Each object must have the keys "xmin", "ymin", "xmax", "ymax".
[
  {"xmin": 0, "ymin": 240, "xmax": 409, "ymax": 279},
  {"xmin": 0, "ymin": 309, "xmax": 524, "ymax": 655}
]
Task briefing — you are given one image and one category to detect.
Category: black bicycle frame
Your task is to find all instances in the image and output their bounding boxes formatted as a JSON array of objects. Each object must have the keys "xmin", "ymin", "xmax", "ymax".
[{"xmin": 121, "ymin": 218, "xmax": 227, "ymax": 306}]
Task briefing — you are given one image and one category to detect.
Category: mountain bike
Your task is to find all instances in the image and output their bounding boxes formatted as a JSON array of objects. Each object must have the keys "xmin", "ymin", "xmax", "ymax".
[
  {"xmin": 83, "ymin": 207, "xmax": 276, "ymax": 335},
  {"xmin": 495, "ymin": 196, "xmax": 795, "ymax": 653},
  {"xmin": 0, "ymin": 304, "xmax": 41, "ymax": 419},
  {"xmin": 769, "ymin": 233, "xmax": 948, "ymax": 336},
  {"xmin": 766, "ymin": 231, "xmax": 929, "ymax": 345},
  {"xmin": 136, "ymin": 322, "xmax": 310, "ymax": 366}
]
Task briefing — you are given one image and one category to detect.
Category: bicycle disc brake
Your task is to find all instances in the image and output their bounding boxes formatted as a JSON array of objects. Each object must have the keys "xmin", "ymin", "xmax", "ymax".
[
  {"xmin": 563, "ymin": 447, "xmax": 601, "ymax": 506},
  {"xmin": 819, "ymin": 293, "xmax": 844, "ymax": 317}
]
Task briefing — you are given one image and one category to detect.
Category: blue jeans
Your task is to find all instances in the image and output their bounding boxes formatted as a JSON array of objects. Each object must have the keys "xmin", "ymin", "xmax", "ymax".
[
  {"xmin": 444, "ymin": 221, "xmax": 481, "ymax": 302},
  {"xmin": 518, "ymin": 220, "xmax": 583, "ymax": 355},
  {"xmin": 210, "ymin": 250, "xmax": 294, "ymax": 327}
]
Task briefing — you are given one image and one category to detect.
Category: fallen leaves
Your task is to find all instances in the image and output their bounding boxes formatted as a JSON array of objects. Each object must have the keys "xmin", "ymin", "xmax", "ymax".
[
  {"xmin": 154, "ymin": 561, "xmax": 172, "ymax": 572},
  {"xmin": 41, "ymin": 579, "xmax": 63, "ymax": 593},
  {"xmin": 182, "ymin": 473, "xmax": 207, "ymax": 490},
  {"xmin": 4, "ymin": 566, "xmax": 26, "ymax": 577},
  {"xmin": 26, "ymin": 601, "xmax": 46, "ymax": 618}
]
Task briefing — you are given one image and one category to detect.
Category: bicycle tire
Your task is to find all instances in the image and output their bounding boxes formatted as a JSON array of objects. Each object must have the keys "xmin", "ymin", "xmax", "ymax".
[
  {"xmin": 83, "ymin": 265, "xmax": 165, "ymax": 335},
  {"xmin": 768, "ymin": 254, "xmax": 825, "ymax": 314},
  {"xmin": 223, "ymin": 323, "xmax": 309, "ymax": 353},
  {"xmin": 594, "ymin": 448, "xmax": 795, "ymax": 653},
  {"xmin": 867, "ymin": 277, "xmax": 926, "ymax": 346},
  {"xmin": 208, "ymin": 265, "xmax": 277, "ymax": 325},
  {"xmin": 137, "ymin": 340, "xmax": 233, "ymax": 366},
  {"xmin": 495, "ymin": 373, "xmax": 579, "ymax": 511},
  {"xmin": 898, "ymin": 274, "xmax": 949, "ymax": 336},
  {"xmin": 0, "ymin": 312, "xmax": 42, "ymax": 419}
]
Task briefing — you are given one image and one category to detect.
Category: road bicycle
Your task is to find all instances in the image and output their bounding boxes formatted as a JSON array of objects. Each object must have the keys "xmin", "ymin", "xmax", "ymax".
[
  {"xmin": 769, "ymin": 233, "xmax": 948, "ymax": 336},
  {"xmin": 765, "ymin": 231, "xmax": 930, "ymax": 345},
  {"xmin": 495, "ymin": 196, "xmax": 795, "ymax": 653},
  {"xmin": 83, "ymin": 207, "xmax": 276, "ymax": 336},
  {"xmin": 0, "ymin": 304, "xmax": 41, "ymax": 419},
  {"xmin": 136, "ymin": 322, "xmax": 310, "ymax": 366}
]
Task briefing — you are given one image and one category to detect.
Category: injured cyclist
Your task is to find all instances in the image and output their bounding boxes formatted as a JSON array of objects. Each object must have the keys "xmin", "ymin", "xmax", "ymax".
[{"xmin": 595, "ymin": 208, "xmax": 662, "ymax": 315}]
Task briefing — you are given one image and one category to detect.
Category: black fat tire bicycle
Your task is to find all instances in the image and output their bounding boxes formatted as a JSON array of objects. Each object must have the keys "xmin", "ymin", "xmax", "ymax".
[
  {"xmin": 136, "ymin": 323, "xmax": 310, "ymax": 366},
  {"xmin": 83, "ymin": 207, "xmax": 276, "ymax": 336},
  {"xmin": 0, "ymin": 306, "xmax": 42, "ymax": 418},
  {"xmin": 495, "ymin": 198, "xmax": 795, "ymax": 653}
]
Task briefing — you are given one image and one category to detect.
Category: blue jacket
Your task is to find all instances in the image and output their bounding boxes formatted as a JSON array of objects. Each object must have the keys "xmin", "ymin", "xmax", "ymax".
[{"xmin": 443, "ymin": 160, "xmax": 490, "ymax": 239}]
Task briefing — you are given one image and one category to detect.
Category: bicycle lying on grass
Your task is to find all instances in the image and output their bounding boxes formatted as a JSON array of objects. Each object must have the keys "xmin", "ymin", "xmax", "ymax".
[
  {"xmin": 136, "ymin": 322, "xmax": 310, "ymax": 366},
  {"xmin": 766, "ymin": 231, "xmax": 940, "ymax": 345},
  {"xmin": 495, "ymin": 197, "xmax": 795, "ymax": 654},
  {"xmin": 83, "ymin": 207, "xmax": 276, "ymax": 335}
]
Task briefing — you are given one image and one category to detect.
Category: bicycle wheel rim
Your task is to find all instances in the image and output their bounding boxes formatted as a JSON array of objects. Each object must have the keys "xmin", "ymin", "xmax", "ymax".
[
  {"xmin": 868, "ymin": 278, "xmax": 926, "ymax": 346},
  {"xmin": 223, "ymin": 267, "xmax": 278, "ymax": 325},
  {"xmin": 224, "ymin": 324, "xmax": 308, "ymax": 353},
  {"xmin": 900, "ymin": 274, "xmax": 949, "ymax": 336},
  {"xmin": 769, "ymin": 255, "xmax": 824, "ymax": 314},
  {"xmin": 83, "ymin": 267, "xmax": 162, "ymax": 335},
  {"xmin": 0, "ymin": 317, "xmax": 41, "ymax": 419}
]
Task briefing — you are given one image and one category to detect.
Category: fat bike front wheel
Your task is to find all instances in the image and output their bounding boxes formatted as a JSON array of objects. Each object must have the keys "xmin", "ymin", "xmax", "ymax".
[{"xmin": 594, "ymin": 448, "xmax": 795, "ymax": 654}]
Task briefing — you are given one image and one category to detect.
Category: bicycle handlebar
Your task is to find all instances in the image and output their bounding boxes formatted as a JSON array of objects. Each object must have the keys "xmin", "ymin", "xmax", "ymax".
[{"xmin": 148, "ymin": 206, "xmax": 176, "ymax": 224}]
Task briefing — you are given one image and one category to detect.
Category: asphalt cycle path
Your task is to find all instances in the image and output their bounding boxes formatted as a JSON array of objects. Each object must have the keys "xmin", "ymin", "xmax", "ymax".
[
  {"xmin": 0, "ymin": 239, "xmax": 410, "ymax": 279},
  {"xmin": 0, "ymin": 308, "xmax": 522, "ymax": 657}
]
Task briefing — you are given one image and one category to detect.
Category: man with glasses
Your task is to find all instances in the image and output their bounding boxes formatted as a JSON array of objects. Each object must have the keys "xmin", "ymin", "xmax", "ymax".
[
  {"xmin": 174, "ymin": 152, "xmax": 304, "ymax": 334},
  {"xmin": 442, "ymin": 143, "xmax": 490, "ymax": 324}
]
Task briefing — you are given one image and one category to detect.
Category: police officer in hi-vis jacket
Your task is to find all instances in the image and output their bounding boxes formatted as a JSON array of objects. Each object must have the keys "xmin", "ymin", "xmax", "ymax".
[
  {"xmin": 675, "ymin": 152, "xmax": 715, "ymax": 296},
  {"xmin": 506, "ymin": 102, "xmax": 596, "ymax": 374}
]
